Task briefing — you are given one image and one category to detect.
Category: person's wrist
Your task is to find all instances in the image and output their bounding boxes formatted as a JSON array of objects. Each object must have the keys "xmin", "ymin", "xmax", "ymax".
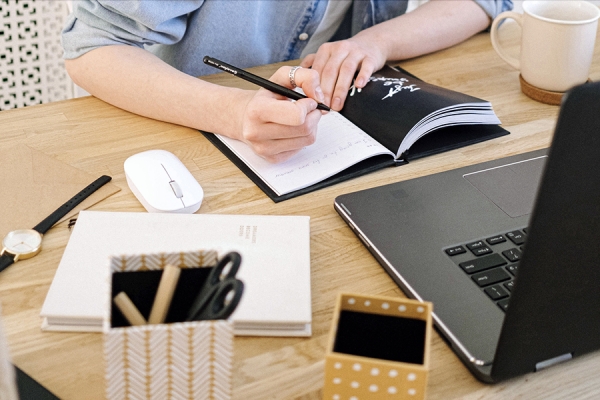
[
  {"xmin": 229, "ymin": 89, "xmax": 255, "ymax": 142},
  {"xmin": 198, "ymin": 86, "xmax": 253, "ymax": 141},
  {"xmin": 352, "ymin": 31, "xmax": 389, "ymax": 67}
]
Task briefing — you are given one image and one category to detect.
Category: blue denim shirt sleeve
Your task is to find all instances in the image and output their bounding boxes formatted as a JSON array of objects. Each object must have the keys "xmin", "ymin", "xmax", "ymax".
[
  {"xmin": 62, "ymin": 0, "xmax": 513, "ymax": 77},
  {"xmin": 62, "ymin": 0, "xmax": 330, "ymax": 76},
  {"xmin": 62, "ymin": 1, "xmax": 204, "ymax": 59},
  {"xmin": 473, "ymin": 0, "xmax": 513, "ymax": 19}
]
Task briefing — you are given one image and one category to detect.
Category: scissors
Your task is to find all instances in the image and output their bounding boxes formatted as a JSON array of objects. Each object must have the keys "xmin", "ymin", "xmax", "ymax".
[{"xmin": 186, "ymin": 251, "xmax": 244, "ymax": 321}]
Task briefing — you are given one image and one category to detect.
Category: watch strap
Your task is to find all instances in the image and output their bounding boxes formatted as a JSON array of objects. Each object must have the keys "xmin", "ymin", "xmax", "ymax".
[
  {"xmin": 0, "ymin": 253, "xmax": 15, "ymax": 273},
  {"xmin": 33, "ymin": 175, "xmax": 112, "ymax": 234}
]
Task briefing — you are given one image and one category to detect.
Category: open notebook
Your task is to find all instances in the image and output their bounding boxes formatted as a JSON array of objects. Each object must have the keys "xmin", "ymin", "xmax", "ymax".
[{"xmin": 204, "ymin": 66, "xmax": 508, "ymax": 202}]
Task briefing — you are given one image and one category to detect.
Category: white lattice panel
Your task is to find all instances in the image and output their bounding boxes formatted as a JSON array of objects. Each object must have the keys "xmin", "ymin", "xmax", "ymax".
[{"xmin": 0, "ymin": 0, "xmax": 72, "ymax": 110}]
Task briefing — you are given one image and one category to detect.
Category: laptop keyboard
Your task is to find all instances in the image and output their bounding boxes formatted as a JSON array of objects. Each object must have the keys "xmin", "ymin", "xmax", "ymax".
[{"xmin": 444, "ymin": 228, "xmax": 527, "ymax": 312}]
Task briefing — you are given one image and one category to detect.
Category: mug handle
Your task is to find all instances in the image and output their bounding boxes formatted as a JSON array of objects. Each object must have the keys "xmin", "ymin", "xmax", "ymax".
[{"xmin": 490, "ymin": 11, "xmax": 523, "ymax": 71}]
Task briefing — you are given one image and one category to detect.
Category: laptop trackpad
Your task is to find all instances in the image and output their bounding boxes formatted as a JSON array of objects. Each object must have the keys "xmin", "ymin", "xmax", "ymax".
[{"xmin": 463, "ymin": 156, "xmax": 547, "ymax": 218}]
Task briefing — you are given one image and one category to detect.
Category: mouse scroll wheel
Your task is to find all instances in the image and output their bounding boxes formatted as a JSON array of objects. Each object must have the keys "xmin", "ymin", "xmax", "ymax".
[{"xmin": 169, "ymin": 180, "xmax": 183, "ymax": 198}]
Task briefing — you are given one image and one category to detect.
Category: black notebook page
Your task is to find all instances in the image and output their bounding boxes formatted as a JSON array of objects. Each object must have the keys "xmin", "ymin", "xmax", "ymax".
[{"xmin": 340, "ymin": 65, "xmax": 494, "ymax": 157}]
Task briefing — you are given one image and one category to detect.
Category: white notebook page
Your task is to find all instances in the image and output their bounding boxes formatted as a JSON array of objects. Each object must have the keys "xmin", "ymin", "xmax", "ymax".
[{"xmin": 214, "ymin": 111, "xmax": 394, "ymax": 196}]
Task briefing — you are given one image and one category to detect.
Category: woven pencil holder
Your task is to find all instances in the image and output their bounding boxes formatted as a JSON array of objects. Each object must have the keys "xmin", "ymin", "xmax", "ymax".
[{"xmin": 103, "ymin": 250, "xmax": 233, "ymax": 400}]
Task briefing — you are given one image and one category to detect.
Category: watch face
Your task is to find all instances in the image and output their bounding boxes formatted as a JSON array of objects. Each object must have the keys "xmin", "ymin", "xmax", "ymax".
[{"xmin": 2, "ymin": 229, "xmax": 42, "ymax": 259}]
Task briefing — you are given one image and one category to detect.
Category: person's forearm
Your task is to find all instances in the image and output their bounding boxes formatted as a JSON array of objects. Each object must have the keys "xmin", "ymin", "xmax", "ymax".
[
  {"xmin": 66, "ymin": 45, "xmax": 326, "ymax": 163},
  {"xmin": 65, "ymin": 45, "xmax": 251, "ymax": 139},
  {"xmin": 356, "ymin": 0, "xmax": 490, "ymax": 62}
]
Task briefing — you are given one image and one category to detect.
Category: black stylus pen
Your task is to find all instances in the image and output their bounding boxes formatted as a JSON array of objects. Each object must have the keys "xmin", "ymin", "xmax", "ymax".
[{"xmin": 203, "ymin": 56, "xmax": 330, "ymax": 112}]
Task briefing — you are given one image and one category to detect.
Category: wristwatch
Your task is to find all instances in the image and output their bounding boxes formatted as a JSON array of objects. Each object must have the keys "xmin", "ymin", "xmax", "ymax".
[{"xmin": 0, "ymin": 175, "xmax": 112, "ymax": 273}]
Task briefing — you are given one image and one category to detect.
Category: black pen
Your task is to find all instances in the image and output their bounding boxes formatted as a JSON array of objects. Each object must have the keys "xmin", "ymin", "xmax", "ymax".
[{"xmin": 203, "ymin": 56, "xmax": 330, "ymax": 112}]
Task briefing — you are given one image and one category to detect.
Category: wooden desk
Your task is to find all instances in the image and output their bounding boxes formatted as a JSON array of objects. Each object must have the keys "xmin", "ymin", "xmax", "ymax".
[{"xmin": 1, "ymin": 23, "xmax": 599, "ymax": 399}]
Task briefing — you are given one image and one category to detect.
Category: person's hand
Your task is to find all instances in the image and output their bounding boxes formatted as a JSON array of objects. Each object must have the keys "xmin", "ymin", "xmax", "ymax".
[
  {"xmin": 301, "ymin": 34, "xmax": 387, "ymax": 111},
  {"xmin": 238, "ymin": 66, "xmax": 325, "ymax": 163}
]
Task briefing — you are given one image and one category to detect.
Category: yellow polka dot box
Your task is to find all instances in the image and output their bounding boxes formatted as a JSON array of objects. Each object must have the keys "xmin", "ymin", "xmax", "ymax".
[
  {"xmin": 323, "ymin": 293, "xmax": 433, "ymax": 400},
  {"xmin": 103, "ymin": 250, "xmax": 233, "ymax": 400}
]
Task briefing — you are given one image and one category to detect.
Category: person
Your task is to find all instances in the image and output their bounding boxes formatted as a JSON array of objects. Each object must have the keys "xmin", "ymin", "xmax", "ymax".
[{"xmin": 63, "ymin": 0, "xmax": 512, "ymax": 163}]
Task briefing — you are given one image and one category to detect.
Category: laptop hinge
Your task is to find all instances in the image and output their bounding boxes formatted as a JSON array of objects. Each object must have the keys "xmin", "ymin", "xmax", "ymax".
[{"xmin": 535, "ymin": 353, "xmax": 572, "ymax": 372}]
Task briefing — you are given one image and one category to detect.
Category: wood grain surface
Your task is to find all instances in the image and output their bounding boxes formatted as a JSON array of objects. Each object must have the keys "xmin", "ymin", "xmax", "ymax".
[{"xmin": 1, "ymin": 23, "xmax": 599, "ymax": 399}]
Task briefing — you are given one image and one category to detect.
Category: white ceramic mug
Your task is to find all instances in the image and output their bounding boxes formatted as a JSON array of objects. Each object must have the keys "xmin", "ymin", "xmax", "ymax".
[{"xmin": 491, "ymin": 1, "xmax": 600, "ymax": 92}]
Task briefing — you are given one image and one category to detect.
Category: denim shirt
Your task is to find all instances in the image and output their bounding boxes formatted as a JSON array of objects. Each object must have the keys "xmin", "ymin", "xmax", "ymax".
[{"xmin": 62, "ymin": 0, "xmax": 512, "ymax": 77}]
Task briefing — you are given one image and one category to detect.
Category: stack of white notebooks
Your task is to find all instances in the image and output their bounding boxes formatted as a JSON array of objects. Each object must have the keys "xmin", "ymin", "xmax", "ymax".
[{"xmin": 40, "ymin": 211, "xmax": 312, "ymax": 336}]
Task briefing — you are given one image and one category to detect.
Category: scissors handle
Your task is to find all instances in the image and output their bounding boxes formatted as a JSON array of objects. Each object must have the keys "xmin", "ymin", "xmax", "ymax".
[
  {"xmin": 186, "ymin": 278, "xmax": 244, "ymax": 321},
  {"xmin": 206, "ymin": 251, "xmax": 241, "ymax": 286},
  {"xmin": 186, "ymin": 252, "xmax": 244, "ymax": 321}
]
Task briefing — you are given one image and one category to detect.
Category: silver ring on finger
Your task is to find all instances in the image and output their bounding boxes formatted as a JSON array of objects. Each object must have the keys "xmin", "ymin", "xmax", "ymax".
[{"xmin": 289, "ymin": 66, "xmax": 302, "ymax": 89}]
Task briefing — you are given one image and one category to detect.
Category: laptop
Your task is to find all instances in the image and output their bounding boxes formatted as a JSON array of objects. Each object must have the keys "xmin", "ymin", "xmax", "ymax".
[{"xmin": 334, "ymin": 81, "xmax": 600, "ymax": 383}]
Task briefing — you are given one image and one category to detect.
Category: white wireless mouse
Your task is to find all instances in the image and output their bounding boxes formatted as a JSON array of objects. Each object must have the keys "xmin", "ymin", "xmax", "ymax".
[{"xmin": 124, "ymin": 150, "xmax": 203, "ymax": 213}]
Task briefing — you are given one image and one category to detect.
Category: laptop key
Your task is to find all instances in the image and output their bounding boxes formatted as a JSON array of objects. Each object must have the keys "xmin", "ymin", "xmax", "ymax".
[
  {"xmin": 504, "ymin": 280, "xmax": 515, "ymax": 292},
  {"xmin": 467, "ymin": 240, "xmax": 486, "ymax": 250},
  {"xmin": 485, "ymin": 284, "xmax": 510, "ymax": 300},
  {"xmin": 445, "ymin": 245, "xmax": 466, "ymax": 256},
  {"xmin": 506, "ymin": 264, "xmax": 519, "ymax": 276},
  {"xmin": 497, "ymin": 298, "xmax": 510, "ymax": 311},
  {"xmin": 472, "ymin": 246, "xmax": 492, "ymax": 256},
  {"xmin": 502, "ymin": 248, "xmax": 522, "ymax": 262},
  {"xmin": 486, "ymin": 234, "xmax": 506, "ymax": 245},
  {"xmin": 506, "ymin": 230, "xmax": 526, "ymax": 245},
  {"xmin": 472, "ymin": 267, "xmax": 511, "ymax": 287},
  {"xmin": 459, "ymin": 253, "xmax": 506, "ymax": 274}
]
